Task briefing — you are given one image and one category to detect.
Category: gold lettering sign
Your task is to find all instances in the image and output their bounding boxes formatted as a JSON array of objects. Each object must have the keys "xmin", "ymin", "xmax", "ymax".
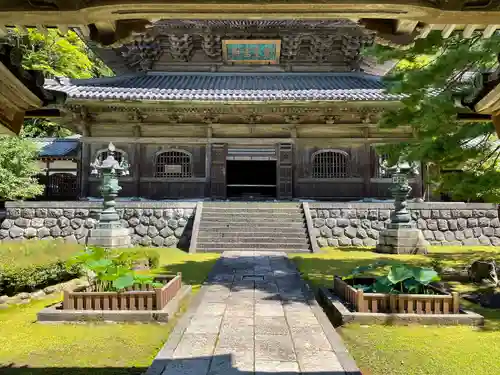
[{"xmin": 223, "ymin": 39, "xmax": 281, "ymax": 64}]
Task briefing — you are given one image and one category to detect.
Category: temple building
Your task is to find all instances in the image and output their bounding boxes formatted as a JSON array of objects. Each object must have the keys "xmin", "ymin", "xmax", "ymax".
[{"xmin": 44, "ymin": 19, "xmax": 423, "ymax": 201}]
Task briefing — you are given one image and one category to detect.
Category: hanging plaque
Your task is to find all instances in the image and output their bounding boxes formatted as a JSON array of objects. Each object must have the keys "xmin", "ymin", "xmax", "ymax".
[
  {"xmin": 165, "ymin": 165, "xmax": 182, "ymax": 174},
  {"xmin": 223, "ymin": 39, "xmax": 281, "ymax": 64}
]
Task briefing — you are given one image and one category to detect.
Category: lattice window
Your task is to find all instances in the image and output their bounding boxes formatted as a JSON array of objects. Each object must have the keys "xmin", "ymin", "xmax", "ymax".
[
  {"xmin": 95, "ymin": 149, "xmax": 124, "ymax": 164},
  {"xmin": 311, "ymin": 150, "xmax": 349, "ymax": 178},
  {"xmin": 47, "ymin": 173, "xmax": 77, "ymax": 198},
  {"xmin": 376, "ymin": 153, "xmax": 393, "ymax": 178},
  {"xmin": 155, "ymin": 150, "xmax": 192, "ymax": 178}
]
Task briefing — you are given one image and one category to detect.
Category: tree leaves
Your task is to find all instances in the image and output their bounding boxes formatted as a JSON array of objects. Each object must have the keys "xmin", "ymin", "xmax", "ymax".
[
  {"xmin": 365, "ymin": 31, "xmax": 500, "ymax": 202},
  {"xmin": 5, "ymin": 28, "xmax": 113, "ymax": 138},
  {"xmin": 0, "ymin": 136, "xmax": 44, "ymax": 200}
]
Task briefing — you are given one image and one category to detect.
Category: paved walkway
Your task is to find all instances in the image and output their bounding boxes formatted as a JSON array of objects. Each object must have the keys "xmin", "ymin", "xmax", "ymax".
[{"xmin": 147, "ymin": 251, "xmax": 359, "ymax": 375}]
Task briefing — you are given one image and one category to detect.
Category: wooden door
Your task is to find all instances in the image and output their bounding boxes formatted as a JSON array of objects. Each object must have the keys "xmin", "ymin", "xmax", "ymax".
[
  {"xmin": 277, "ymin": 143, "xmax": 293, "ymax": 200},
  {"xmin": 210, "ymin": 143, "xmax": 227, "ymax": 199}
]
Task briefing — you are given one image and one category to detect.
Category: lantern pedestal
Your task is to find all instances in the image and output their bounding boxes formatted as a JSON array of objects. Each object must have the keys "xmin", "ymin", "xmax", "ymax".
[
  {"xmin": 87, "ymin": 227, "xmax": 131, "ymax": 248},
  {"xmin": 376, "ymin": 223, "xmax": 428, "ymax": 255}
]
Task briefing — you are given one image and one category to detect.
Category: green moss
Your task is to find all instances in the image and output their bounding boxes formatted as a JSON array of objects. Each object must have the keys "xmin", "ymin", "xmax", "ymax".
[
  {"xmin": 290, "ymin": 246, "xmax": 500, "ymax": 375},
  {"xmin": 0, "ymin": 239, "xmax": 82, "ymax": 268},
  {"xmin": 0, "ymin": 247, "xmax": 220, "ymax": 372}
]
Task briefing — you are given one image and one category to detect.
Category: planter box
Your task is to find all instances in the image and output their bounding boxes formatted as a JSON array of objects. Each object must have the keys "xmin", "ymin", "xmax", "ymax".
[
  {"xmin": 320, "ymin": 286, "xmax": 484, "ymax": 326},
  {"xmin": 62, "ymin": 273, "xmax": 182, "ymax": 311},
  {"xmin": 333, "ymin": 276, "xmax": 460, "ymax": 314}
]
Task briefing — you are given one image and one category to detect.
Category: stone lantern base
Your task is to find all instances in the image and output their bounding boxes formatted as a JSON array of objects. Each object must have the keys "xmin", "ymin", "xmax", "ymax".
[
  {"xmin": 87, "ymin": 227, "xmax": 131, "ymax": 248},
  {"xmin": 375, "ymin": 223, "xmax": 429, "ymax": 255}
]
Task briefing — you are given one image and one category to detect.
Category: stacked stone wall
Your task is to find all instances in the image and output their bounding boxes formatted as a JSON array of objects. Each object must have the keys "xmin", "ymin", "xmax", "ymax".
[
  {"xmin": 1, "ymin": 201, "xmax": 498, "ymax": 249},
  {"xmin": 0, "ymin": 202, "xmax": 196, "ymax": 248},
  {"xmin": 308, "ymin": 203, "xmax": 499, "ymax": 248}
]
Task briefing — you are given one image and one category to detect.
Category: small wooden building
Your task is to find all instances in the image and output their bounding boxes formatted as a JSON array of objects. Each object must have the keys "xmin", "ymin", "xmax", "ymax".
[
  {"xmin": 33, "ymin": 136, "xmax": 80, "ymax": 200},
  {"xmin": 46, "ymin": 19, "xmax": 423, "ymax": 201}
]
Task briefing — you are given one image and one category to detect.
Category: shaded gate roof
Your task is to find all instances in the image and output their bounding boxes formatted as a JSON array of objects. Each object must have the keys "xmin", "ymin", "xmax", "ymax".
[{"xmin": 44, "ymin": 72, "xmax": 400, "ymax": 102}]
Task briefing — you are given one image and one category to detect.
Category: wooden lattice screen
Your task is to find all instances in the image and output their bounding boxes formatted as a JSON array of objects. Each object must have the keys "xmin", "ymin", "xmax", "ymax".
[
  {"xmin": 47, "ymin": 173, "xmax": 78, "ymax": 199},
  {"xmin": 155, "ymin": 151, "xmax": 192, "ymax": 178},
  {"xmin": 312, "ymin": 150, "xmax": 349, "ymax": 178}
]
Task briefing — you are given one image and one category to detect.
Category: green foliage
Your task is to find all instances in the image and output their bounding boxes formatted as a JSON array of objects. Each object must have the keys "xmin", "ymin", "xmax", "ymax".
[
  {"xmin": 68, "ymin": 246, "xmax": 162, "ymax": 292},
  {"xmin": 364, "ymin": 31, "xmax": 500, "ymax": 202},
  {"xmin": 0, "ymin": 261, "xmax": 80, "ymax": 295},
  {"xmin": 0, "ymin": 240, "xmax": 83, "ymax": 295},
  {"xmin": 5, "ymin": 28, "xmax": 113, "ymax": 138},
  {"xmin": 0, "ymin": 136, "xmax": 43, "ymax": 200},
  {"xmin": 344, "ymin": 262, "xmax": 440, "ymax": 294}
]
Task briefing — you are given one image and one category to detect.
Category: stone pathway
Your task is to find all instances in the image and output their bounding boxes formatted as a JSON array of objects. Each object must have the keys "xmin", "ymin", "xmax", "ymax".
[{"xmin": 147, "ymin": 251, "xmax": 359, "ymax": 375}]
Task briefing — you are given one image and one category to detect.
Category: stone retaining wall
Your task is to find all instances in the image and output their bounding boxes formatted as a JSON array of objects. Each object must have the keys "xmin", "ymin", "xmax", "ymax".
[
  {"xmin": 0, "ymin": 202, "xmax": 196, "ymax": 248},
  {"xmin": 308, "ymin": 203, "xmax": 499, "ymax": 247},
  {"xmin": 1, "ymin": 201, "xmax": 498, "ymax": 249}
]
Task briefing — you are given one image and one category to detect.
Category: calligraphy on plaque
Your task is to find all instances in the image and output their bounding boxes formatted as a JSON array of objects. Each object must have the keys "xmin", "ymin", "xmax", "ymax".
[{"xmin": 223, "ymin": 39, "xmax": 281, "ymax": 64}]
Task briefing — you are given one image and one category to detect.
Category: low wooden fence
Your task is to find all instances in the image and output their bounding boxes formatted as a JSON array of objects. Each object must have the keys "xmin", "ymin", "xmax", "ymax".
[
  {"xmin": 333, "ymin": 276, "xmax": 460, "ymax": 314},
  {"xmin": 63, "ymin": 273, "xmax": 182, "ymax": 311}
]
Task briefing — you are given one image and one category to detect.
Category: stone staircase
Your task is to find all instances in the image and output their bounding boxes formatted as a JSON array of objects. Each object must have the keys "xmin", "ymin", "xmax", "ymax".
[{"xmin": 193, "ymin": 202, "xmax": 312, "ymax": 253}]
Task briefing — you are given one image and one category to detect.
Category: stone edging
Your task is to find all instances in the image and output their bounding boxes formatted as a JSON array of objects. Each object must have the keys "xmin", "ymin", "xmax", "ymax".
[
  {"xmin": 5, "ymin": 201, "xmax": 198, "ymax": 209},
  {"xmin": 284, "ymin": 257, "xmax": 362, "ymax": 375},
  {"xmin": 37, "ymin": 285, "xmax": 192, "ymax": 323},
  {"xmin": 319, "ymin": 287, "xmax": 485, "ymax": 326},
  {"xmin": 145, "ymin": 263, "xmax": 221, "ymax": 375},
  {"xmin": 189, "ymin": 202, "xmax": 203, "ymax": 254},
  {"xmin": 309, "ymin": 202, "xmax": 498, "ymax": 210},
  {"xmin": 302, "ymin": 202, "xmax": 320, "ymax": 253},
  {"xmin": 0, "ymin": 278, "xmax": 89, "ymax": 308}
]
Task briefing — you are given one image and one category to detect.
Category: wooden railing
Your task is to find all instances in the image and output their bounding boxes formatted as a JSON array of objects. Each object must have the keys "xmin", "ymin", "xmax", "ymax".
[
  {"xmin": 333, "ymin": 276, "xmax": 460, "ymax": 314},
  {"xmin": 63, "ymin": 273, "xmax": 182, "ymax": 311}
]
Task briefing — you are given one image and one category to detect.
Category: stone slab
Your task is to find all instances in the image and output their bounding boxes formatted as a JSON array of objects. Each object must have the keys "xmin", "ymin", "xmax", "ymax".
[{"xmin": 254, "ymin": 334, "xmax": 296, "ymax": 362}]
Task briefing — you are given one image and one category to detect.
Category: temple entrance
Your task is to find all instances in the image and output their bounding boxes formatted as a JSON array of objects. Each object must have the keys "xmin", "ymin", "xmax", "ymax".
[{"xmin": 226, "ymin": 160, "xmax": 277, "ymax": 199}]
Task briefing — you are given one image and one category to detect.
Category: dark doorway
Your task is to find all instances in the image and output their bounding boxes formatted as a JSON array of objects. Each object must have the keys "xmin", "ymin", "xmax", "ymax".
[{"xmin": 226, "ymin": 160, "xmax": 277, "ymax": 199}]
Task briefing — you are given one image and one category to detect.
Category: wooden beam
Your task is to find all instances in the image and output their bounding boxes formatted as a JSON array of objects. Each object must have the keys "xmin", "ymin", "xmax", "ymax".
[
  {"xmin": 441, "ymin": 24, "xmax": 456, "ymax": 39},
  {"xmin": 81, "ymin": 136, "xmax": 412, "ymax": 144},
  {"xmin": 493, "ymin": 114, "xmax": 500, "ymax": 138},
  {"xmin": 395, "ymin": 20, "xmax": 418, "ymax": 34},
  {"xmin": 483, "ymin": 24, "xmax": 499, "ymax": 38},
  {"xmin": 463, "ymin": 24, "xmax": 479, "ymax": 38}
]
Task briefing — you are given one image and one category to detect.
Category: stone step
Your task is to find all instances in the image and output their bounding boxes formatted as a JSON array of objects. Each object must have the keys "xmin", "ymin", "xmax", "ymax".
[
  {"xmin": 198, "ymin": 233, "xmax": 308, "ymax": 239},
  {"xmin": 200, "ymin": 221, "xmax": 306, "ymax": 231},
  {"xmin": 197, "ymin": 237, "xmax": 309, "ymax": 244},
  {"xmin": 202, "ymin": 208, "xmax": 303, "ymax": 213},
  {"xmin": 200, "ymin": 216, "xmax": 305, "ymax": 222},
  {"xmin": 201, "ymin": 212, "xmax": 303, "ymax": 218},
  {"xmin": 198, "ymin": 227, "xmax": 307, "ymax": 237},
  {"xmin": 197, "ymin": 242, "xmax": 309, "ymax": 249},
  {"xmin": 203, "ymin": 203, "xmax": 302, "ymax": 208},
  {"xmin": 196, "ymin": 248, "xmax": 311, "ymax": 253}
]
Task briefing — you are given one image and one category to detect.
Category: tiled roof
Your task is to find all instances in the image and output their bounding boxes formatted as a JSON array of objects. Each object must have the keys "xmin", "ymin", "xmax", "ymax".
[
  {"xmin": 44, "ymin": 73, "xmax": 401, "ymax": 102},
  {"xmin": 32, "ymin": 135, "xmax": 81, "ymax": 159}
]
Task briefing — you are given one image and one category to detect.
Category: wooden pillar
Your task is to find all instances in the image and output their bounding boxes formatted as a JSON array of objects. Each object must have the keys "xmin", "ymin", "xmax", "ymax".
[
  {"xmin": 45, "ymin": 159, "xmax": 49, "ymax": 198},
  {"xmin": 362, "ymin": 143, "xmax": 372, "ymax": 198},
  {"xmin": 80, "ymin": 141, "xmax": 90, "ymax": 198},
  {"xmin": 133, "ymin": 126, "xmax": 142, "ymax": 198},
  {"xmin": 277, "ymin": 143, "xmax": 293, "ymax": 200},
  {"xmin": 210, "ymin": 143, "xmax": 227, "ymax": 200}
]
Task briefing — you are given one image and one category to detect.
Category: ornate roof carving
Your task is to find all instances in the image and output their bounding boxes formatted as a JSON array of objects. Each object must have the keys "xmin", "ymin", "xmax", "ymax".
[{"xmin": 90, "ymin": 19, "xmax": 375, "ymax": 73}]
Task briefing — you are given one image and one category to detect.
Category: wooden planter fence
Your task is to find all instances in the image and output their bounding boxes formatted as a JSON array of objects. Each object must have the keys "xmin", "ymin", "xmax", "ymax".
[
  {"xmin": 333, "ymin": 276, "xmax": 460, "ymax": 314},
  {"xmin": 63, "ymin": 273, "xmax": 182, "ymax": 311}
]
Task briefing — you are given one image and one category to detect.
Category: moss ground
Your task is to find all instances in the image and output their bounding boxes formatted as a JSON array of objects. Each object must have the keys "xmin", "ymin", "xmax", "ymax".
[
  {"xmin": 0, "ymin": 248, "xmax": 220, "ymax": 374},
  {"xmin": 290, "ymin": 246, "xmax": 500, "ymax": 375}
]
